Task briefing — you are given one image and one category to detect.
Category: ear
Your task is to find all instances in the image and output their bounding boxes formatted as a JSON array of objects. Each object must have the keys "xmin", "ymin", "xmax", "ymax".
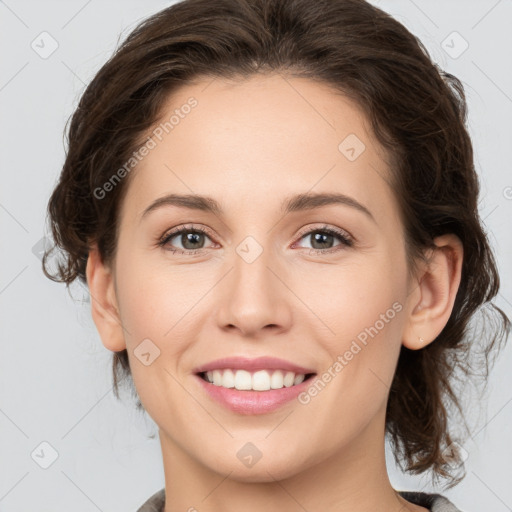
[
  {"xmin": 402, "ymin": 233, "xmax": 464, "ymax": 350},
  {"xmin": 85, "ymin": 244, "xmax": 126, "ymax": 352}
]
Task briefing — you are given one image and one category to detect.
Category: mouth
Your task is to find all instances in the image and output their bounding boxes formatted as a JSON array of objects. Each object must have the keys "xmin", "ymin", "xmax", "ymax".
[
  {"xmin": 192, "ymin": 356, "xmax": 318, "ymax": 414},
  {"xmin": 197, "ymin": 369, "xmax": 317, "ymax": 391},
  {"xmin": 194, "ymin": 369, "xmax": 317, "ymax": 415}
]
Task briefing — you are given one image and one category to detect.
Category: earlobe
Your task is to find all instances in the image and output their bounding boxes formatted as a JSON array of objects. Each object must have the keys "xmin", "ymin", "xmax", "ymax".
[
  {"xmin": 402, "ymin": 234, "xmax": 464, "ymax": 350},
  {"xmin": 85, "ymin": 245, "xmax": 127, "ymax": 352}
]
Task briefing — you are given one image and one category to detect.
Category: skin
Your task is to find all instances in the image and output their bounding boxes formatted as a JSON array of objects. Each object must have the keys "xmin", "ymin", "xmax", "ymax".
[{"xmin": 86, "ymin": 73, "xmax": 463, "ymax": 512}]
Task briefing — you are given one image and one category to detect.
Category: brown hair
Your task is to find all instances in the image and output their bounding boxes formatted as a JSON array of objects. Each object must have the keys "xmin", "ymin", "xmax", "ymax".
[{"xmin": 43, "ymin": 0, "xmax": 510, "ymax": 488}]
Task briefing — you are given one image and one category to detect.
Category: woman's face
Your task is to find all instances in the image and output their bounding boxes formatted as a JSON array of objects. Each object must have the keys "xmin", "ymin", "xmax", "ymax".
[{"xmin": 108, "ymin": 73, "xmax": 419, "ymax": 480}]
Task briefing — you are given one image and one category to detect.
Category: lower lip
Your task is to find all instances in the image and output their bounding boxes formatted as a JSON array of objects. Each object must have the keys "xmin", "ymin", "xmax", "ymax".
[{"xmin": 194, "ymin": 374, "xmax": 315, "ymax": 415}]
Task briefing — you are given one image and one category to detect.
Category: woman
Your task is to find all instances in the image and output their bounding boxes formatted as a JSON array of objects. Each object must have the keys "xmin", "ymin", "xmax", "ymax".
[{"xmin": 43, "ymin": 0, "xmax": 510, "ymax": 510}]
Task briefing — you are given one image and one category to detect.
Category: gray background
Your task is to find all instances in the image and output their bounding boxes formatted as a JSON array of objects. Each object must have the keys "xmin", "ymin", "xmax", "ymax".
[{"xmin": 0, "ymin": 0, "xmax": 511, "ymax": 510}]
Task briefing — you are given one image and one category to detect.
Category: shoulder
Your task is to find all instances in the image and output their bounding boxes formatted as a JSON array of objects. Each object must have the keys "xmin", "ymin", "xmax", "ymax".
[
  {"xmin": 398, "ymin": 490, "xmax": 465, "ymax": 512},
  {"xmin": 136, "ymin": 488, "xmax": 165, "ymax": 512}
]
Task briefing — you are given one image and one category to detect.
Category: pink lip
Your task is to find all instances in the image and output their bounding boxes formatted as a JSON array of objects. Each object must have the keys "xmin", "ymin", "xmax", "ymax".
[
  {"xmin": 193, "ymin": 373, "xmax": 316, "ymax": 415},
  {"xmin": 192, "ymin": 356, "xmax": 316, "ymax": 375}
]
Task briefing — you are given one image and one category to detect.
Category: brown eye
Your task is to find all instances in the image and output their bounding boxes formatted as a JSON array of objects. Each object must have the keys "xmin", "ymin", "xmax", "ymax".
[
  {"xmin": 158, "ymin": 225, "xmax": 215, "ymax": 254},
  {"xmin": 294, "ymin": 225, "xmax": 354, "ymax": 254}
]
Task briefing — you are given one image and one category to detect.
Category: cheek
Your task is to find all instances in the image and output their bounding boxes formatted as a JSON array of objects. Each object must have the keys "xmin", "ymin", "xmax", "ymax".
[
  {"xmin": 302, "ymin": 248, "xmax": 407, "ymax": 401},
  {"xmin": 116, "ymin": 263, "xmax": 203, "ymax": 419},
  {"xmin": 114, "ymin": 244, "xmax": 206, "ymax": 346},
  {"xmin": 297, "ymin": 252, "xmax": 404, "ymax": 342},
  {"xmin": 297, "ymin": 261, "xmax": 406, "ymax": 441},
  {"xmin": 113, "ymin": 256, "xmax": 213, "ymax": 412}
]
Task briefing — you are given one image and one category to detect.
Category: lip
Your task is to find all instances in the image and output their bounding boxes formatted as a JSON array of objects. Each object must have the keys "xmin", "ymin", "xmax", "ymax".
[
  {"xmin": 193, "ymin": 372, "xmax": 316, "ymax": 415},
  {"xmin": 192, "ymin": 356, "xmax": 316, "ymax": 375}
]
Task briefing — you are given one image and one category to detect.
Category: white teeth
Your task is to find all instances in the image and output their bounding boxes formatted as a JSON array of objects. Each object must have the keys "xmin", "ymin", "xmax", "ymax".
[
  {"xmin": 212, "ymin": 370, "xmax": 222, "ymax": 386},
  {"xmin": 252, "ymin": 370, "xmax": 271, "ymax": 391},
  {"xmin": 234, "ymin": 369, "xmax": 252, "ymax": 390},
  {"xmin": 293, "ymin": 374, "xmax": 305, "ymax": 385},
  {"xmin": 203, "ymin": 369, "xmax": 308, "ymax": 390},
  {"xmin": 270, "ymin": 370, "xmax": 284, "ymax": 389},
  {"xmin": 283, "ymin": 371, "xmax": 295, "ymax": 387},
  {"xmin": 221, "ymin": 369, "xmax": 235, "ymax": 388}
]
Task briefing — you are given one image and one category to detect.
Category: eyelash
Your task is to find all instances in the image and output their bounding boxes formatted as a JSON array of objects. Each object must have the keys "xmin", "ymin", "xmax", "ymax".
[{"xmin": 157, "ymin": 223, "xmax": 354, "ymax": 256}]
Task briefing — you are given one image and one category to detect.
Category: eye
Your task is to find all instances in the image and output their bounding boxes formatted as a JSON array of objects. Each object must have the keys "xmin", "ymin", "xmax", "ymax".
[
  {"xmin": 157, "ymin": 224, "xmax": 216, "ymax": 254},
  {"xmin": 293, "ymin": 224, "xmax": 354, "ymax": 254},
  {"xmin": 157, "ymin": 223, "xmax": 354, "ymax": 256}
]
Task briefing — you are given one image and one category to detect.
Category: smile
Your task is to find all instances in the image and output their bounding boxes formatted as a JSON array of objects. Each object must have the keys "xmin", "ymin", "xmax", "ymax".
[
  {"xmin": 199, "ymin": 369, "xmax": 315, "ymax": 391},
  {"xmin": 194, "ymin": 371, "xmax": 317, "ymax": 415}
]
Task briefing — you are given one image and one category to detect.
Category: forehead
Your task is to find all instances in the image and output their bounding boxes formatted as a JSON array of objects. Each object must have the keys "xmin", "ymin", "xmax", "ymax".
[{"xmin": 121, "ymin": 73, "xmax": 400, "ymax": 228}]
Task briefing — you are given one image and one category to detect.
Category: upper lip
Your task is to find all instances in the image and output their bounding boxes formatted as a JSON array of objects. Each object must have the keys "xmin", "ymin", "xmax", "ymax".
[{"xmin": 193, "ymin": 356, "xmax": 316, "ymax": 375}]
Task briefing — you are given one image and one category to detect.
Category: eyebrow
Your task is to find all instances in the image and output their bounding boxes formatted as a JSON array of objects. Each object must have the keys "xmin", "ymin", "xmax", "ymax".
[{"xmin": 140, "ymin": 192, "xmax": 376, "ymax": 223}]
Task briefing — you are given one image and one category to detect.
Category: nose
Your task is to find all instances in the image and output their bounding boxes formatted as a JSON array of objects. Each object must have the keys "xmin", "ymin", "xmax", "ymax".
[{"xmin": 216, "ymin": 245, "xmax": 293, "ymax": 338}]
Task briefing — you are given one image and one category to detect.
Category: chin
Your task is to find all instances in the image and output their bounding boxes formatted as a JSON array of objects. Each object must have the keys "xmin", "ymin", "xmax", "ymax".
[{"xmin": 205, "ymin": 452, "xmax": 307, "ymax": 483}]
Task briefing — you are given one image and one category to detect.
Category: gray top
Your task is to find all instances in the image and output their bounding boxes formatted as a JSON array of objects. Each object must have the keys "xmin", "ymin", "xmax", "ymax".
[{"xmin": 137, "ymin": 488, "xmax": 464, "ymax": 511}]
